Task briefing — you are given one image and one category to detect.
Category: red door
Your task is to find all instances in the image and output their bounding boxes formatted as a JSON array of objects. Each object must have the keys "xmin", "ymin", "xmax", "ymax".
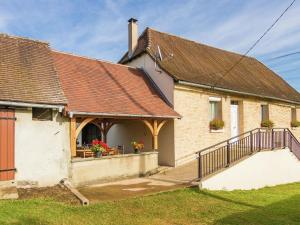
[{"xmin": 0, "ymin": 109, "xmax": 15, "ymax": 181}]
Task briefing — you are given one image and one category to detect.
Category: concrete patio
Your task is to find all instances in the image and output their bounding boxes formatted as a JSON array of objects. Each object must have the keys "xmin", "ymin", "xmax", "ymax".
[{"xmin": 77, "ymin": 160, "xmax": 198, "ymax": 203}]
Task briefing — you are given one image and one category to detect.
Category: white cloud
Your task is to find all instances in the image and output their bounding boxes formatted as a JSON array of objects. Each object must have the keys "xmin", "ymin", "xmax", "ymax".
[{"xmin": 0, "ymin": 0, "xmax": 299, "ymax": 90}]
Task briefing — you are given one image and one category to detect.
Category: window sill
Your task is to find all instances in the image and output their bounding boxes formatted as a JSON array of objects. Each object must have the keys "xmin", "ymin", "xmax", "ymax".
[{"xmin": 210, "ymin": 129, "xmax": 224, "ymax": 133}]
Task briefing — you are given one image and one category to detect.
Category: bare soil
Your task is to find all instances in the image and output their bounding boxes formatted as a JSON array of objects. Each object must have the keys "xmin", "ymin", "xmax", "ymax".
[{"xmin": 17, "ymin": 185, "xmax": 81, "ymax": 205}]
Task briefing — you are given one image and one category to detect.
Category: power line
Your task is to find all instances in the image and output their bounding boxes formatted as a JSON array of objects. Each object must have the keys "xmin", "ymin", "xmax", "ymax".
[
  {"xmin": 266, "ymin": 51, "xmax": 300, "ymax": 61},
  {"xmin": 212, "ymin": 0, "xmax": 296, "ymax": 87}
]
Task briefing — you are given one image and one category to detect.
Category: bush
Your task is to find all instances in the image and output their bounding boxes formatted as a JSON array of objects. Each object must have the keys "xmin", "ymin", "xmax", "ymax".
[
  {"xmin": 210, "ymin": 119, "xmax": 225, "ymax": 130},
  {"xmin": 261, "ymin": 120, "xmax": 274, "ymax": 129},
  {"xmin": 291, "ymin": 120, "xmax": 300, "ymax": 128}
]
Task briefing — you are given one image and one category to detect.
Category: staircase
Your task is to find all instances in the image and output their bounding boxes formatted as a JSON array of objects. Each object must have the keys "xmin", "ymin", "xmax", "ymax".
[{"xmin": 197, "ymin": 128, "xmax": 300, "ymax": 180}]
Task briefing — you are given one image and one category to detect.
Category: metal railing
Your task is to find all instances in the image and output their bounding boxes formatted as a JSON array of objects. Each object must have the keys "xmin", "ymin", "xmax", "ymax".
[{"xmin": 197, "ymin": 128, "xmax": 300, "ymax": 180}]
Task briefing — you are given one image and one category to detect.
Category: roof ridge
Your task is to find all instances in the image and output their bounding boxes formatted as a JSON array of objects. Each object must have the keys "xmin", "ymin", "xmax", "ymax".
[
  {"xmin": 145, "ymin": 27, "xmax": 152, "ymax": 50},
  {"xmin": 146, "ymin": 27, "xmax": 255, "ymax": 60},
  {"xmin": 52, "ymin": 49, "xmax": 139, "ymax": 69},
  {"xmin": 0, "ymin": 33, "xmax": 49, "ymax": 45}
]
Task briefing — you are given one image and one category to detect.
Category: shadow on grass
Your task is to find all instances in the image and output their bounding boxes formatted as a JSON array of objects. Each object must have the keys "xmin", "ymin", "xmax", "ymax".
[
  {"xmin": 1, "ymin": 216, "xmax": 49, "ymax": 225},
  {"xmin": 189, "ymin": 187, "xmax": 261, "ymax": 209},
  {"xmin": 215, "ymin": 194, "xmax": 300, "ymax": 225}
]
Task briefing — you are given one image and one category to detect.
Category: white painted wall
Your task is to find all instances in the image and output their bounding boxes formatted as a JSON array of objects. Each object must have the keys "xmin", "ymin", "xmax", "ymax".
[
  {"xmin": 201, "ymin": 149, "xmax": 300, "ymax": 190},
  {"xmin": 71, "ymin": 152, "xmax": 158, "ymax": 187},
  {"xmin": 15, "ymin": 108, "xmax": 70, "ymax": 187},
  {"xmin": 126, "ymin": 54, "xmax": 175, "ymax": 105},
  {"xmin": 107, "ymin": 119, "xmax": 175, "ymax": 166},
  {"xmin": 107, "ymin": 120, "xmax": 152, "ymax": 153}
]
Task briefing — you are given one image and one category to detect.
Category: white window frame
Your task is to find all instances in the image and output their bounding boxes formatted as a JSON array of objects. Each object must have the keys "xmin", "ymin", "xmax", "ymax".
[
  {"xmin": 291, "ymin": 108, "xmax": 297, "ymax": 122},
  {"xmin": 261, "ymin": 104, "xmax": 269, "ymax": 122},
  {"xmin": 209, "ymin": 97, "xmax": 222, "ymax": 121}
]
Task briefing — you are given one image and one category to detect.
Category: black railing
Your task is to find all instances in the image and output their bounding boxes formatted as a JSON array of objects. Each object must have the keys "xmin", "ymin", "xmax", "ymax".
[{"xmin": 197, "ymin": 128, "xmax": 300, "ymax": 180}]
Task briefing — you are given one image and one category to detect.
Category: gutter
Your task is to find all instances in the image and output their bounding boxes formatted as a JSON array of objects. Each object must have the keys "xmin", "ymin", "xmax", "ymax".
[
  {"xmin": 178, "ymin": 80, "xmax": 300, "ymax": 105},
  {"xmin": 68, "ymin": 111, "xmax": 180, "ymax": 119},
  {"xmin": 0, "ymin": 100, "xmax": 64, "ymax": 112}
]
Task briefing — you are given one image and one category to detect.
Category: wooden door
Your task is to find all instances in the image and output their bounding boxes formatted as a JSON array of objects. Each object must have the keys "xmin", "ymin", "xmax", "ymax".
[{"xmin": 0, "ymin": 109, "xmax": 15, "ymax": 181}]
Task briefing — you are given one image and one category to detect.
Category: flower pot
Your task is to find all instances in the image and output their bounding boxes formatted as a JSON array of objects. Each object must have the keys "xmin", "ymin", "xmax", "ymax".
[
  {"xmin": 95, "ymin": 151, "xmax": 102, "ymax": 158},
  {"xmin": 134, "ymin": 149, "xmax": 140, "ymax": 154}
]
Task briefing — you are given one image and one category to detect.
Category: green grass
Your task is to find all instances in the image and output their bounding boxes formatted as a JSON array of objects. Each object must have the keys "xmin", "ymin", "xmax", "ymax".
[{"xmin": 1, "ymin": 183, "xmax": 300, "ymax": 225}]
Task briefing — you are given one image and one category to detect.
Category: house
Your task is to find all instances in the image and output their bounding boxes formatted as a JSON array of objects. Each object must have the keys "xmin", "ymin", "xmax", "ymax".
[
  {"xmin": 120, "ymin": 18, "xmax": 300, "ymax": 166},
  {"xmin": 1, "ymin": 17, "xmax": 300, "ymax": 188},
  {"xmin": 0, "ymin": 33, "xmax": 179, "ymax": 187}
]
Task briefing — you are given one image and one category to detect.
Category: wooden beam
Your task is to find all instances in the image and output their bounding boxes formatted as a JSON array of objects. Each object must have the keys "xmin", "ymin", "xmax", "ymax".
[
  {"xmin": 142, "ymin": 120, "xmax": 154, "ymax": 135},
  {"xmin": 153, "ymin": 120, "xmax": 158, "ymax": 150},
  {"xmin": 157, "ymin": 120, "xmax": 167, "ymax": 134},
  {"xmin": 75, "ymin": 117, "xmax": 96, "ymax": 138},
  {"xmin": 143, "ymin": 119, "xmax": 167, "ymax": 150},
  {"xmin": 70, "ymin": 117, "xmax": 77, "ymax": 157},
  {"xmin": 102, "ymin": 121, "xmax": 115, "ymax": 143}
]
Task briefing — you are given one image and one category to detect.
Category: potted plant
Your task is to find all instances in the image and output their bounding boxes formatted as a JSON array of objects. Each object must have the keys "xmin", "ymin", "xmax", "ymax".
[
  {"xmin": 261, "ymin": 120, "xmax": 274, "ymax": 129},
  {"xmin": 90, "ymin": 139, "xmax": 108, "ymax": 158},
  {"xmin": 209, "ymin": 119, "xmax": 225, "ymax": 130},
  {"xmin": 291, "ymin": 120, "xmax": 300, "ymax": 128},
  {"xmin": 131, "ymin": 140, "xmax": 144, "ymax": 154}
]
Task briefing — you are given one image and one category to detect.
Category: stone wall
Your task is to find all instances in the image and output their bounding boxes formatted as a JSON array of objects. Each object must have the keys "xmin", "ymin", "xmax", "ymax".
[
  {"xmin": 173, "ymin": 85, "xmax": 230, "ymax": 166},
  {"xmin": 173, "ymin": 84, "xmax": 300, "ymax": 166}
]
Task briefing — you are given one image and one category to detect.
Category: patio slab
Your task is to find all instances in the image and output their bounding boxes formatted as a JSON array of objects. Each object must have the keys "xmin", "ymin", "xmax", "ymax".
[
  {"xmin": 77, "ymin": 161, "xmax": 198, "ymax": 203},
  {"xmin": 77, "ymin": 177, "xmax": 186, "ymax": 203}
]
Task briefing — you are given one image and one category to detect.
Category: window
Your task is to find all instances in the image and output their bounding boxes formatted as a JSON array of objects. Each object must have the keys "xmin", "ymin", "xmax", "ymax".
[
  {"xmin": 32, "ymin": 108, "xmax": 53, "ymax": 121},
  {"xmin": 291, "ymin": 108, "xmax": 297, "ymax": 121},
  {"xmin": 261, "ymin": 104, "xmax": 269, "ymax": 122},
  {"xmin": 209, "ymin": 98, "xmax": 222, "ymax": 120}
]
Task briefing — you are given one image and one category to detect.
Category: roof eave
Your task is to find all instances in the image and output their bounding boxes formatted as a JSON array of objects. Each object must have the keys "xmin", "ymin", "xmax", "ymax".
[
  {"xmin": 178, "ymin": 80, "xmax": 300, "ymax": 105},
  {"xmin": 68, "ymin": 111, "xmax": 181, "ymax": 119},
  {"xmin": 0, "ymin": 100, "xmax": 65, "ymax": 112}
]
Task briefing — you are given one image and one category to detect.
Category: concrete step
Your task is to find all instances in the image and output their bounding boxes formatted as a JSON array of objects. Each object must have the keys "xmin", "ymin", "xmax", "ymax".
[
  {"xmin": 0, "ymin": 180, "xmax": 18, "ymax": 200},
  {"xmin": 156, "ymin": 166, "xmax": 173, "ymax": 174}
]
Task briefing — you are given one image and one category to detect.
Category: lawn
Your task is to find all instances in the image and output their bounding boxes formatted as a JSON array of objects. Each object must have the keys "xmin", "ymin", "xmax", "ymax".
[{"xmin": 1, "ymin": 183, "xmax": 300, "ymax": 225}]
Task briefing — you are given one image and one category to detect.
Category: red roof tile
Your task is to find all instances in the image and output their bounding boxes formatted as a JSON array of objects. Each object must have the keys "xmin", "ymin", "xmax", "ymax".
[
  {"xmin": 0, "ymin": 34, "xmax": 67, "ymax": 105},
  {"xmin": 52, "ymin": 51, "xmax": 180, "ymax": 118}
]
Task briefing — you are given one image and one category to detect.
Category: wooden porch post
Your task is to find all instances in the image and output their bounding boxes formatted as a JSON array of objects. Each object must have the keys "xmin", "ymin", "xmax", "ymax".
[
  {"xmin": 93, "ymin": 120, "xmax": 115, "ymax": 143},
  {"xmin": 143, "ymin": 119, "xmax": 167, "ymax": 150},
  {"xmin": 70, "ymin": 117, "xmax": 77, "ymax": 157}
]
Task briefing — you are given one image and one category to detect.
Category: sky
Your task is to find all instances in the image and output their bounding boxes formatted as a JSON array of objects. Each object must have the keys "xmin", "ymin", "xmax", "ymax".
[{"xmin": 0, "ymin": 0, "xmax": 299, "ymax": 90}]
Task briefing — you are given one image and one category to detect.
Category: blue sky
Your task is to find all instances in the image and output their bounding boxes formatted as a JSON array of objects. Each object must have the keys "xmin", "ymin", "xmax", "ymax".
[{"xmin": 0, "ymin": 0, "xmax": 299, "ymax": 90}]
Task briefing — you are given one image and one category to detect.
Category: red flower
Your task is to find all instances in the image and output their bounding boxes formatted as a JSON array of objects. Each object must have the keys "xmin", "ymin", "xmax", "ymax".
[
  {"xmin": 92, "ymin": 139, "xmax": 100, "ymax": 146},
  {"xmin": 92, "ymin": 139, "xmax": 109, "ymax": 151}
]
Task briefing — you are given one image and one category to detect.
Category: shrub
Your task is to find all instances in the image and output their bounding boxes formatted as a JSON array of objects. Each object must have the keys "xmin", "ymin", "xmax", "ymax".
[
  {"xmin": 291, "ymin": 120, "xmax": 300, "ymax": 128},
  {"xmin": 261, "ymin": 120, "xmax": 274, "ymax": 129},
  {"xmin": 209, "ymin": 119, "xmax": 225, "ymax": 130}
]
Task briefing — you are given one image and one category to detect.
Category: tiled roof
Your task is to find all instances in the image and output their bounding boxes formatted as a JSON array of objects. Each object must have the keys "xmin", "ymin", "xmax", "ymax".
[
  {"xmin": 52, "ymin": 51, "xmax": 180, "ymax": 118},
  {"xmin": 0, "ymin": 34, "xmax": 67, "ymax": 105},
  {"xmin": 120, "ymin": 28, "xmax": 300, "ymax": 104}
]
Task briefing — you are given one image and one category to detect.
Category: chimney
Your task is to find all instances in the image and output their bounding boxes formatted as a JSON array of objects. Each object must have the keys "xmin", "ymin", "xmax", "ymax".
[{"xmin": 128, "ymin": 18, "xmax": 138, "ymax": 58}]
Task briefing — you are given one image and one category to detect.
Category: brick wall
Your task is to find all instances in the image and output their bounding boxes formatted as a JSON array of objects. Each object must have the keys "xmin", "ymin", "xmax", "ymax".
[
  {"xmin": 173, "ymin": 85, "xmax": 230, "ymax": 166},
  {"xmin": 174, "ymin": 84, "xmax": 300, "ymax": 166}
]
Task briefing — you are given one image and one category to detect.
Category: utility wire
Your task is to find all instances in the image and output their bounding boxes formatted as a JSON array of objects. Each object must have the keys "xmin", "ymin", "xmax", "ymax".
[
  {"xmin": 212, "ymin": 0, "xmax": 296, "ymax": 87},
  {"xmin": 266, "ymin": 51, "xmax": 300, "ymax": 61}
]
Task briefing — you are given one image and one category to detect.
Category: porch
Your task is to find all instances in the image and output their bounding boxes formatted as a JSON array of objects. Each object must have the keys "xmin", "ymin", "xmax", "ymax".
[{"xmin": 69, "ymin": 116, "xmax": 171, "ymax": 186}]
